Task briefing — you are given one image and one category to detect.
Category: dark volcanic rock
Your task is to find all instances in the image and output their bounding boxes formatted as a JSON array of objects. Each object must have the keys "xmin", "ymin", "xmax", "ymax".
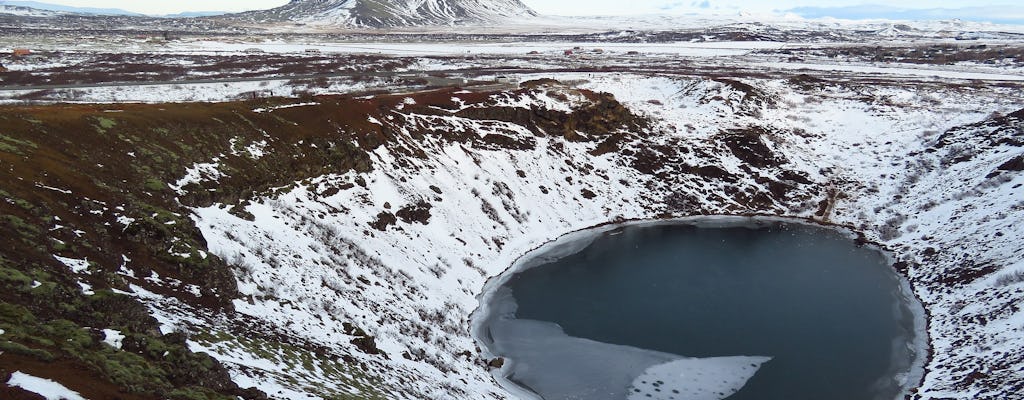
[
  {"xmin": 997, "ymin": 154, "xmax": 1024, "ymax": 172},
  {"xmin": 396, "ymin": 201, "xmax": 433, "ymax": 224},
  {"xmin": 721, "ymin": 127, "xmax": 786, "ymax": 169},
  {"xmin": 370, "ymin": 211, "xmax": 398, "ymax": 231}
]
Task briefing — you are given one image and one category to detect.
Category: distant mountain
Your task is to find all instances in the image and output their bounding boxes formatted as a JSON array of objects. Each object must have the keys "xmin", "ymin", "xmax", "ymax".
[
  {"xmin": 158, "ymin": 11, "xmax": 228, "ymax": 18},
  {"xmin": 0, "ymin": 0, "xmax": 141, "ymax": 16},
  {"xmin": 0, "ymin": 4, "xmax": 62, "ymax": 16},
  {"xmin": 786, "ymin": 5, "xmax": 1024, "ymax": 26},
  {"xmin": 235, "ymin": 0, "xmax": 538, "ymax": 27}
]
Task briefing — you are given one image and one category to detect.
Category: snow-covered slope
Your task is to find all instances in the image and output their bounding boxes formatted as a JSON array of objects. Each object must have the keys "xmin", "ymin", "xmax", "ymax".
[
  {"xmin": 132, "ymin": 75, "xmax": 1023, "ymax": 399},
  {"xmin": 0, "ymin": 4, "xmax": 64, "ymax": 17},
  {"xmin": 238, "ymin": 0, "xmax": 537, "ymax": 27}
]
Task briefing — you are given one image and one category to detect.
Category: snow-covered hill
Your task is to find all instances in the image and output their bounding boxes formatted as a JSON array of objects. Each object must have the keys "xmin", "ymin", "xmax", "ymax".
[
  {"xmin": 0, "ymin": 1, "xmax": 141, "ymax": 16},
  {"xmin": 237, "ymin": 0, "xmax": 537, "ymax": 27},
  {"xmin": 0, "ymin": 4, "xmax": 64, "ymax": 17}
]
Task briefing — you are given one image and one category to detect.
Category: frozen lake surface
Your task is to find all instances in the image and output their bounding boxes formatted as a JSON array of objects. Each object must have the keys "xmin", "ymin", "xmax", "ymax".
[{"xmin": 477, "ymin": 220, "xmax": 924, "ymax": 400}]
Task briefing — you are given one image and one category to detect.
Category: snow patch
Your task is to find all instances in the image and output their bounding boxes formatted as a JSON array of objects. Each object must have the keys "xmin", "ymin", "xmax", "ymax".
[
  {"xmin": 102, "ymin": 329, "xmax": 124, "ymax": 349},
  {"xmin": 35, "ymin": 183, "xmax": 72, "ymax": 195},
  {"xmin": 115, "ymin": 215, "xmax": 135, "ymax": 230},
  {"xmin": 252, "ymin": 102, "xmax": 319, "ymax": 113},
  {"xmin": 54, "ymin": 255, "xmax": 89, "ymax": 273},
  {"xmin": 5, "ymin": 372, "xmax": 86, "ymax": 400},
  {"xmin": 169, "ymin": 161, "xmax": 224, "ymax": 195},
  {"xmin": 78, "ymin": 281, "xmax": 94, "ymax": 296},
  {"xmin": 245, "ymin": 140, "xmax": 269, "ymax": 159}
]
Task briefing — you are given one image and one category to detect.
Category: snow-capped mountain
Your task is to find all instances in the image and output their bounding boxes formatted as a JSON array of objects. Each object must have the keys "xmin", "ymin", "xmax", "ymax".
[
  {"xmin": 0, "ymin": 4, "xmax": 65, "ymax": 17},
  {"xmin": 0, "ymin": 0, "xmax": 535, "ymax": 28},
  {"xmin": 0, "ymin": 1, "xmax": 139, "ymax": 16},
  {"xmin": 236, "ymin": 0, "xmax": 537, "ymax": 27}
]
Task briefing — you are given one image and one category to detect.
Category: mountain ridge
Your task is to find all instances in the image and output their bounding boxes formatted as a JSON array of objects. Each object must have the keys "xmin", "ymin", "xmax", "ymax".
[
  {"xmin": 233, "ymin": 0, "xmax": 538, "ymax": 27},
  {"xmin": 0, "ymin": 0, "xmax": 537, "ymax": 27},
  {"xmin": 0, "ymin": 0, "xmax": 140, "ymax": 16}
]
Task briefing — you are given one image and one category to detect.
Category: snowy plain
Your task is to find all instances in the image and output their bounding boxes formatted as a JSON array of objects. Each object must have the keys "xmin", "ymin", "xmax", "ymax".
[{"xmin": 3, "ymin": 36, "xmax": 1022, "ymax": 104}]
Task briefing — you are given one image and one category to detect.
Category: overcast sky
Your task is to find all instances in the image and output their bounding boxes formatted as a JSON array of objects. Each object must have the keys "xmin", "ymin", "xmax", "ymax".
[
  {"xmin": 8, "ymin": 0, "xmax": 1022, "ymax": 19},
  {"xmin": 528, "ymin": 1, "xmax": 1020, "ymax": 17}
]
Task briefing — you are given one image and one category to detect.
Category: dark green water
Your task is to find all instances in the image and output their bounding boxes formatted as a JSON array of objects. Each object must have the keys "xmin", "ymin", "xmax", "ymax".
[{"xmin": 482, "ymin": 220, "xmax": 922, "ymax": 400}]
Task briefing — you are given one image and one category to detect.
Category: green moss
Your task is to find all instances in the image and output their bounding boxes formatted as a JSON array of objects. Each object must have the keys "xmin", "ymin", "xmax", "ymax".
[
  {"xmin": 43, "ymin": 318, "xmax": 94, "ymax": 356},
  {"xmin": 0, "ymin": 340, "xmax": 55, "ymax": 361},
  {"xmin": 0, "ymin": 96, "xmax": 399, "ymax": 400},
  {"xmin": 28, "ymin": 267, "xmax": 52, "ymax": 281},
  {"xmin": 0, "ymin": 299, "xmax": 204, "ymax": 397},
  {"xmin": 51, "ymin": 238, "xmax": 68, "ymax": 252},
  {"xmin": 169, "ymin": 387, "xmax": 235, "ymax": 400},
  {"xmin": 13, "ymin": 197, "xmax": 35, "ymax": 211},
  {"xmin": 89, "ymin": 349, "xmax": 169, "ymax": 393},
  {"xmin": 2, "ymin": 214, "xmax": 42, "ymax": 237},
  {"xmin": 145, "ymin": 178, "xmax": 168, "ymax": 192},
  {"xmin": 0, "ymin": 134, "xmax": 38, "ymax": 156},
  {"xmin": 26, "ymin": 335, "xmax": 56, "ymax": 348},
  {"xmin": 96, "ymin": 117, "xmax": 118, "ymax": 130},
  {"xmin": 191, "ymin": 329, "xmax": 392, "ymax": 399},
  {"xmin": 0, "ymin": 265, "xmax": 34, "ymax": 288},
  {"xmin": 29, "ymin": 281, "xmax": 59, "ymax": 296},
  {"xmin": 0, "ymin": 302, "xmax": 36, "ymax": 325},
  {"xmin": 0, "ymin": 141, "xmax": 22, "ymax": 155},
  {"xmin": 145, "ymin": 142, "xmax": 182, "ymax": 162}
]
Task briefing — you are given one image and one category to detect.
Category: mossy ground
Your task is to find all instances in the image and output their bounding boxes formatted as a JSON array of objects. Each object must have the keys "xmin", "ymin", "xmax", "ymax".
[
  {"xmin": 0, "ymin": 86, "xmax": 638, "ymax": 398},
  {"xmin": 0, "ymin": 95, "xmax": 397, "ymax": 399},
  {"xmin": 192, "ymin": 329, "xmax": 391, "ymax": 400}
]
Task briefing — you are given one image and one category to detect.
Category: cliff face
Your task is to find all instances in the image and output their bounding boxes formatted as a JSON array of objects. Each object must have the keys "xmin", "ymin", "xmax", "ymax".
[{"xmin": 1, "ymin": 75, "xmax": 1022, "ymax": 399}]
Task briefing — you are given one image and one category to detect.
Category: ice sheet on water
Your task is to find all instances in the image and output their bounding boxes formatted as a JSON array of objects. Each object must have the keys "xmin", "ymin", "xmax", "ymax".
[
  {"xmin": 489, "ymin": 318, "xmax": 675, "ymax": 400},
  {"xmin": 487, "ymin": 309, "xmax": 770, "ymax": 400},
  {"xmin": 627, "ymin": 356, "xmax": 772, "ymax": 400},
  {"xmin": 514, "ymin": 228, "xmax": 608, "ymax": 272}
]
